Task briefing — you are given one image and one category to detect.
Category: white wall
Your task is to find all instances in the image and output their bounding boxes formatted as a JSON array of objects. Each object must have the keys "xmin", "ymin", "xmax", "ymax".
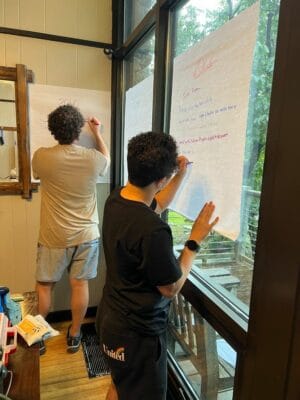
[{"xmin": 0, "ymin": 0, "xmax": 112, "ymax": 310}]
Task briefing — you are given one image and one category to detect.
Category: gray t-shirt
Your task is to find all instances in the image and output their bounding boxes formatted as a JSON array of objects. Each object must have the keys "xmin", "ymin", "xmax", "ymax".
[{"xmin": 32, "ymin": 144, "xmax": 109, "ymax": 248}]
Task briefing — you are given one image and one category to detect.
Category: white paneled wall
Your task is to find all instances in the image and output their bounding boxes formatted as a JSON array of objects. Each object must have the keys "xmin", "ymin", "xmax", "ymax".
[
  {"xmin": 2, "ymin": 0, "xmax": 111, "ymax": 43},
  {"xmin": 0, "ymin": 36, "xmax": 111, "ymax": 91},
  {"xmin": 0, "ymin": 0, "xmax": 112, "ymax": 310}
]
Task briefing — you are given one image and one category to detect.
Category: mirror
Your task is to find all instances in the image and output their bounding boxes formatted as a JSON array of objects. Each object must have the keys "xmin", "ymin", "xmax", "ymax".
[
  {"xmin": 0, "ymin": 65, "xmax": 37, "ymax": 199},
  {"xmin": 0, "ymin": 80, "xmax": 18, "ymax": 181}
]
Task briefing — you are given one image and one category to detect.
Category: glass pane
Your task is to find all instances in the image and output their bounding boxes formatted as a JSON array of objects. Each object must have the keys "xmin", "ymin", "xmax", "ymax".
[
  {"xmin": 168, "ymin": 294, "xmax": 236, "ymax": 399},
  {"xmin": 0, "ymin": 130, "xmax": 18, "ymax": 181},
  {"xmin": 0, "ymin": 80, "xmax": 18, "ymax": 181},
  {"xmin": 0, "ymin": 101, "xmax": 17, "ymax": 128},
  {"xmin": 0, "ymin": 80, "xmax": 15, "ymax": 101},
  {"xmin": 123, "ymin": 32, "xmax": 155, "ymax": 183},
  {"xmin": 168, "ymin": 0, "xmax": 281, "ymax": 316},
  {"xmin": 124, "ymin": 0, "xmax": 156, "ymax": 39}
]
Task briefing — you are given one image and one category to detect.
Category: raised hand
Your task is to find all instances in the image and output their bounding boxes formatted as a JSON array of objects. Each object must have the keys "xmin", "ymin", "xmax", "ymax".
[
  {"xmin": 176, "ymin": 155, "xmax": 190, "ymax": 177},
  {"xmin": 189, "ymin": 201, "xmax": 219, "ymax": 244},
  {"xmin": 87, "ymin": 117, "xmax": 101, "ymax": 135}
]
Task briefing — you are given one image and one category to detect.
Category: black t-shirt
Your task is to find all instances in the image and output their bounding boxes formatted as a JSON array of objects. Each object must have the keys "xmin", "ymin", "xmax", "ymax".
[{"xmin": 99, "ymin": 187, "xmax": 182, "ymax": 336}]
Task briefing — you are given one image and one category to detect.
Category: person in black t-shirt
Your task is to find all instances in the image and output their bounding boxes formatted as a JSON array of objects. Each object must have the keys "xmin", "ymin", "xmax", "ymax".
[{"xmin": 98, "ymin": 131, "xmax": 219, "ymax": 400}]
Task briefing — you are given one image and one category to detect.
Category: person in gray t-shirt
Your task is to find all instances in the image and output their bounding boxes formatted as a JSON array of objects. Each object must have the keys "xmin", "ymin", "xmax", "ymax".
[{"xmin": 32, "ymin": 104, "xmax": 110, "ymax": 355}]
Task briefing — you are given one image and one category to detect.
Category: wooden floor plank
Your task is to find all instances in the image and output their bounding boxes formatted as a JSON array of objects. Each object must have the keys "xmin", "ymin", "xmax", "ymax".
[{"xmin": 40, "ymin": 320, "xmax": 111, "ymax": 400}]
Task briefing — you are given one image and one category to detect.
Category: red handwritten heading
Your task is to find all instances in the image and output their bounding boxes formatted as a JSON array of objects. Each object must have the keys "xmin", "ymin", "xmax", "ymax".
[{"xmin": 183, "ymin": 55, "xmax": 217, "ymax": 79}]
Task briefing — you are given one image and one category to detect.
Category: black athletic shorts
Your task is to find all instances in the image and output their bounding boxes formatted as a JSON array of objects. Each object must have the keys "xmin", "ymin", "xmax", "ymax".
[{"xmin": 100, "ymin": 326, "xmax": 167, "ymax": 400}]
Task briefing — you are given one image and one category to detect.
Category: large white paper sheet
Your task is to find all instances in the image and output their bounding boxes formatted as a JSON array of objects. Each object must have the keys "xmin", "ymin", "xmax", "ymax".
[
  {"xmin": 123, "ymin": 75, "xmax": 153, "ymax": 183},
  {"xmin": 169, "ymin": 3, "xmax": 259, "ymax": 240},
  {"xmin": 29, "ymin": 84, "xmax": 111, "ymax": 183}
]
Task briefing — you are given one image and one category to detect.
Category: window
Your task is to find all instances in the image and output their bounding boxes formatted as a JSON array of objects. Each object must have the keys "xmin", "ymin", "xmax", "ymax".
[
  {"xmin": 115, "ymin": 1, "xmax": 300, "ymax": 398},
  {"xmin": 124, "ymin": 0, "xmax": 156, "ymax": 39},
  {"xmin": 168, "ymin": 0, "xmax": 281, "ymax": 318},
  {"xmin": 123, "ymin": 32, "xmax": 155, "ymax": 183}
]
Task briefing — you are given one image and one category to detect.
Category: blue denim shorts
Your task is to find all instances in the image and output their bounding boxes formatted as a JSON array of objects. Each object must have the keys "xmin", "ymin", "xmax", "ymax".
[{"xmin": 36, "ymin": 238, "xmax": 99, "ymax": 282}]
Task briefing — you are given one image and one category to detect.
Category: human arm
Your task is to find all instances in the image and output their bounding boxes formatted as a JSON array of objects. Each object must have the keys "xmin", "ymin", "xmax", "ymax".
[
  {"xmin": 87, "ymin": 117, "xmax": 110, "ymax": 159},
  {"xmin": 157, "ymin": 201, "xmax": 219, "ymax": 298},
  {"xmin": 154, "ymin": 155, "xmax": 189, "ymax": 214}
]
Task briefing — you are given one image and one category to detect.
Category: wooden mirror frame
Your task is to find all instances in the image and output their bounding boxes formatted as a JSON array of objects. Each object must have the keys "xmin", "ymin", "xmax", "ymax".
[{"xmin": 0, "ymin": 64, "xmax": 38, "ymax": 199}]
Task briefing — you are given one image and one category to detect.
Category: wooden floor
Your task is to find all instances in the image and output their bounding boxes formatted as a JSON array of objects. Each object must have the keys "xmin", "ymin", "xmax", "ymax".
[{"xmin": 40, "ymin": 320, "xmax": 111, "ymax": 400}]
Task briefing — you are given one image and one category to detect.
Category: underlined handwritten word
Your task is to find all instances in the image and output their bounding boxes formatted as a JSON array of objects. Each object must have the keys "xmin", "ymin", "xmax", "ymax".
[{"xmin": 178, "ymin": 133, "xmax": 229, "ymax": 145}]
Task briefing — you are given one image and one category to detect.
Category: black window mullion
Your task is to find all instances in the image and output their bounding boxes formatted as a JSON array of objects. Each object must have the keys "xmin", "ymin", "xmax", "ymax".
[
  {"xmin": 114, "ymin": 7, "xmax": 156, "ymax": 59},
  {"xmin": 111, "ymin": 0, "xmax": 125, "ymax": 188},
  {"xmin": 152, "ymin": 5, "xmax": 170, "ymax": 132},
  {"xmin": 159, "ymin": 0, "xmax": 187, "ymax": 9}
]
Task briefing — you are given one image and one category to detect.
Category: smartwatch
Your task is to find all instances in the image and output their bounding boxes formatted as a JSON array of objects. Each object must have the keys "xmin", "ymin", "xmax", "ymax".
[{"xmin": 184, "ymin": 239, "xmax": 200, "ymax": 253}]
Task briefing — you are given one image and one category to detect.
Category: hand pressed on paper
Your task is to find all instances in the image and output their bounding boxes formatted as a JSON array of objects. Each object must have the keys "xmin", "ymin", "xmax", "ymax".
[{"xmin": 189, "ymin": 201, "xmax": 219, "ymax": 244}]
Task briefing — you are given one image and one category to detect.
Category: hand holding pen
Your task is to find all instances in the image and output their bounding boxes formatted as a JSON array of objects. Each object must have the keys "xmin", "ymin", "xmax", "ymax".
[
  {"xmin": 87, "ymin": 117, "xmax": 102, "ymax": 135},
  {"xmin": 86, "ymin": 117, "xmax": 109, "ymax": 157},
  {"xmin": 176, "ymin": 156, "xmax": 193, "ymax": 177}
]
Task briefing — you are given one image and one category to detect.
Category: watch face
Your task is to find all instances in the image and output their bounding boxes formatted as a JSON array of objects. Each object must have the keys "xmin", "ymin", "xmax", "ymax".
[{"xmin": 185, "ymin": 240, "xmax": 200, "ymax": 252}]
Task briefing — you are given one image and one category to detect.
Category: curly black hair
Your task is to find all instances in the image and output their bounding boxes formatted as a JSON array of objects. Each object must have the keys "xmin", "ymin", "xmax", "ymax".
[
  {"xmin": 48, "ymin": 104, "xmax": 84, "ymax": 144},
  {"xmin": 127, "ymin": 131, "xmax": 178, "ymax": 187}
]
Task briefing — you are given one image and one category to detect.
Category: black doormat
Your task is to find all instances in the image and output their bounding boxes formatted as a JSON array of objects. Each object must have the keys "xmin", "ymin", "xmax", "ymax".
[{"xmin": 81, "ymin": 322, "xmax": 110, "ymax": 378}]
